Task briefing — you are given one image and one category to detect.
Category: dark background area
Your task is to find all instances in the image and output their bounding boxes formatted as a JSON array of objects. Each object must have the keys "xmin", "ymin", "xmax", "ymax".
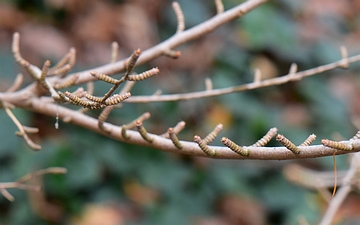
[{"xmin": 0, "ymin": 0, "xmax": 360, "ymax": 224}]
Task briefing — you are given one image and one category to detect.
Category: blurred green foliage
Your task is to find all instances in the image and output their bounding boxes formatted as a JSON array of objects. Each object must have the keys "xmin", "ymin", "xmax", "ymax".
[{"xmin": 0, "ymin": 0, "xmax": 360, "ymax": 224}]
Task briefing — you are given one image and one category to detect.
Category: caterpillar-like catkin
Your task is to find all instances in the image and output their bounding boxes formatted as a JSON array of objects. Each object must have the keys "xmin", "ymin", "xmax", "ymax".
[
  {"xmin": 194, "ymin": 135, "xmax": 216, "ymax": 156},
  {"xmin": 251, "ymin": 127, "xmax": 278, "ymax": 147},
  {"xmin": 105, "ymin": 92, "xmax": 131, "ymax": 105},
  {"xmin": 136, "ymin": 121, "xmax": 153, "ymax": 143},
  {"xmin": 127, "ymin": 68, "xmax": 159, "ymax": 81},
  {"xmin": 221, "ymin": 137, "xmax": 249, "ymax": 156},
  {"xmin": 322, "ymin": 139, "xmax": 353, "ymax": 151},
  {"xmin": 90, "ymin": 71, "xmax": 119, "ymax": 84},
  {"xmin": 299, "ymin": 134, "xmax": 316, "ymax": 146},
  {"xmin": 203, "ymin": 124, "xmax": 223, "ymax": 144},
  {"xmin": 85, "ymin": 93, "xmax": 103, "ymax": 103},
  {"xmin": 54, "ymin": 74, "xmax": 79, "ymax": 89},
  {"xmin": 169, "ymin": 128, "xmax": 183, "ymax": 149},
  {"xmin": 276, "ymin": 134, "xmax": 300, "ymax": 154},
  {"xmin": 126, "ymin": 49, "xmax": 141, "ymax": 72}
]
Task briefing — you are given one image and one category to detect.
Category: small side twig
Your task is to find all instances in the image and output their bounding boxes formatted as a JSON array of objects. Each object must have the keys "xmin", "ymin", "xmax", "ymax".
[{"xmin": 4, "ymin": 105, "xmax": 41, "ymax": 150}]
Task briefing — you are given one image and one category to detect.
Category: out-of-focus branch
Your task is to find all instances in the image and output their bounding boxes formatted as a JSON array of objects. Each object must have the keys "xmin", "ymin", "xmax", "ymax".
[
  {"xmin": 0, "ymin": 167, "xmax": 67, "ymax": 202},
  {"xmin": 125, "ymin": 52, "xmax": 360, "ymax": 103},
  {"xmin": 319, "ymin": 154, "xmax": 360, "ymax": 225},
  {"xmin": 57, "ymin": 0, "xmax": 267, "ymax": 85}
]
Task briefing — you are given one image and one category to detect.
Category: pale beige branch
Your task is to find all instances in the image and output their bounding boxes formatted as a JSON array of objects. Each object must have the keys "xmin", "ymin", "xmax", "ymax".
[{"xmin": 125, "ymin": 53, "xmax": 360, "ymax": 103}]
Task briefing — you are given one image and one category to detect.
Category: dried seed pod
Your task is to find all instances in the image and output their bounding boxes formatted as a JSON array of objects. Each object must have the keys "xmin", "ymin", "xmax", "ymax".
[
  {"xmin": 276, "ymin": 134, "xmax": 300, "ymax": 154},
  {"xmin": 169, "ymin": 128, "xmax": 182, "ymax": 149},
  {"xmin": 322, "ymin": 139, "xmax": 353, "ymax": 151},
  {"xmin": 194, "ymin": 135, "xmax": 215, "ymax": 156},
  {"xmin": 221, "ymin": 137, "xmax": 249, "ymax": 156},
  {"xmin": 251, "ymin": 127, "xmax": 277, "ymax": 147},
  {"xmin": 90, "ymin": 71, "xmax": 119, "ymax": 84},
  {"xmin": 127, "ymin": 68, "xmax": 159, "ymax": 81},
  {"xmin": 136, "ymin": 121, "xmax": 153, "ymax": 143},
  {"xmin": 105, "ymin": 92, "xmax": 131, "ymax": 105},
  {"xmin": 299, "ymin": 134, "xmax": 316, "ymax": 146},
  {"xmin": 203, "ymin": 124, "xmax": 223, "ymax": 144}
]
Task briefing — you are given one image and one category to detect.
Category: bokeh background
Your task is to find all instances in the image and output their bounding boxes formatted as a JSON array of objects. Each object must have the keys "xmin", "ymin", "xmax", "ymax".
[{"xmin": 1, "ymin": 0, "xmax": 360, "ymax": 224}]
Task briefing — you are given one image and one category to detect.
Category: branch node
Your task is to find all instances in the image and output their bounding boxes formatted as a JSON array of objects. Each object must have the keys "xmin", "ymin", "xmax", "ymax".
[
  {"xmin": 221, "ymin": 137, "xmax": 249, "ymax": 156},
  {"xmin": 194, "ymin": 135, "xmax": 216, "ymax": 156},
  {"xmin": 276, "ymin": 134, "xmax": 300, "ymax": 154}
]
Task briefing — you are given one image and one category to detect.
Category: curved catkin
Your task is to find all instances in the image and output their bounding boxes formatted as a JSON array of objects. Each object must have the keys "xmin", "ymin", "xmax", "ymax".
[
  {"xmin": 276, "ymin": 134, "xmax": 300, "ymax": 154},
  {"xmin": 54, "ymin": 74, "xmax": 79, "ymax": 89},
  {"xmin": 126, "ymin": 49, "xmax": 141, "ymax": 73},
  {"xmin": 221, "ymin": 137, "xmax": 249, "ymax": 156},
  {"xmin": 127, "ymin": 68, "xmax": 159, "ymax": 81},
  {"xmin": 300, "ymin": 134, "xmax": 316, "ymax": 146},
  {"xmin": 105, "ymin": 92, "xmax": 131, "ymax": 105},
  {"xmin": 321, "ymin": 139, "xmax": 353, "ymax": 151},
  {"xmin": 90, "ymin": 71, "xmax": 119, "ymax": 84},
  {"xmin": 169, "ymin": 128, "xmax": 182, "ymax": 149},
  {"xmin": 251, "ymin": 127, "xmax": 278, "ymax": 147},
  {"xmin": 194, "ymin": 135, "xmax": 215, "ymax": 156},
  {"xmin": 203, "ymin": 124, "xmax": 223, "ymax": 144},
  {"xmin": 136, "ymin": 121, "xmax": 153, "ymax": 143}
]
